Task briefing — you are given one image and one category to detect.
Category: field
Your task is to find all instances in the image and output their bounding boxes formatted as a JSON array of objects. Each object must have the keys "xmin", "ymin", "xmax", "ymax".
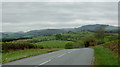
[
  {"xmin": 34, "ymin": 40, "xmax": 71, "ymax": 48},
  {"xmin": 35, "ymin": 36, "xmax": 56, "ymax": 40}
]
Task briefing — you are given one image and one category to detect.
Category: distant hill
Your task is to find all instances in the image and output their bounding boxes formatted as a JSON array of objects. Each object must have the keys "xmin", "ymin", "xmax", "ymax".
[
  {"xmin": 2, "ymin": 29, "xmax": 66, "ymax": 38},
  {"xmin": 1, "ymin": 24, "xmax": 119, "ymax": 38},
  {"xmin": 75, "ymin": 24, "xmax": 119, "ymax": 32},
  {"xmin": 25, "ymin": 29, "xmax": 66, "ymax": 37},
  {"xmin": 75, "ymin": 24, "xmax": 109, "ymax": 31}
]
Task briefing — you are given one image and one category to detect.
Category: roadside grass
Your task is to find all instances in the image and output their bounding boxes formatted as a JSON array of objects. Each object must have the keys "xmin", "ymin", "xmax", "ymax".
[
  {"xmin": 34, "ymin": 40, "xmax": 70, "ymax": 48},
  {"xmin": 0, "ymin": 53, "xmax": 2, "ymax": 64},
  {"xmin": 2, "ymin": 48, "xmax": 62, "ymax": 64},
  {"xmin": 93, "ymin": 46, "xmax": 118, "ymax": 65}
]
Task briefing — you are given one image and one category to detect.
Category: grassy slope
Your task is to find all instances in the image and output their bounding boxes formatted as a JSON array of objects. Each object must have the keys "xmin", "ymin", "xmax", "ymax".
[
  {"xmin": 2, "ymin": 48, "xmax": 62, "ymax": 64},
  {"xmin": 0, "ymin": 53, "xmax": 1, "ymax": 64},
  {"xmin": 93, "ymin": 46, "xmax": 118, "ymax": 65},
  {"xmin": 35, "ymin": 40, "xmax": 70, "ymax": 48}
]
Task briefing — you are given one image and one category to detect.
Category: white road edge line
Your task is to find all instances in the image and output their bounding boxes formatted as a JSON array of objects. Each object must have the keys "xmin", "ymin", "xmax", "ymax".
[
  {"xmin": 39, "ymin": 59, "xmax": 51, "ymax": 65},
  {"xmin": 58, "ymin": 54, "xmax": 65, "ymax": 57}
]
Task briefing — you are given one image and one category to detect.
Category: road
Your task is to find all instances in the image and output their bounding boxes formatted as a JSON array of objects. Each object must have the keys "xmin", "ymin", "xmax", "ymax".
[{"xmin": 4, "ymin": 48, "xmax": 94, "ymax": 65}]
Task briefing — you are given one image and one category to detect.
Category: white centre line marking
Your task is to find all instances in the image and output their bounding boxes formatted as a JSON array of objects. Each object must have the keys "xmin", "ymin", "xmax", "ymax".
[
  {"xmin": 68, "ymin": 52, "xmax": 71, "ymax": 53},
  {"xmin": 68, "ymin": 51, "xmax": 73, "ymax": 53},
  {"xmin": 58, "ymin": 54, "xmax": 65, "ymax": 57},
  {"xmin": 39, "ymin": 59, "xmax": 51, "ymax": 65}
]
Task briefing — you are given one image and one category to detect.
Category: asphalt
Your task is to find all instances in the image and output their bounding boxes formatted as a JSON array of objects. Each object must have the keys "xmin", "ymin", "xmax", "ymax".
[{"xmin": 4, "ymin": 48, "xmax": 94, "ymax": 65}]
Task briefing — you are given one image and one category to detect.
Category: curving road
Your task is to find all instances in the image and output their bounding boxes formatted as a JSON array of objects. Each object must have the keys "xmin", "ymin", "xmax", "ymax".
[{"xmin": 4, "ymin": 48, "xmax": 94, "ymax": 65}]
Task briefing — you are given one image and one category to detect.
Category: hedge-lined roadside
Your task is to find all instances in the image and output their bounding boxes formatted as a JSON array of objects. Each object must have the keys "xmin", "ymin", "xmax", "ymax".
[
  {"xmin": 2, "ymin": 42, "xmax": 43, "ymax": 52},
  {"xmin": 93, "ymin": 46, "xmax": 118, "ymax": 65},
  {"xmin": 2, "ymin": 48, "xmax": 63, "ymax": 64}
]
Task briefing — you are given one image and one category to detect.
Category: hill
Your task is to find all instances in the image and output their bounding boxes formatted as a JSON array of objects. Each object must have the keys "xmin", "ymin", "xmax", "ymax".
[
  {"xmin": 1, "ymin": 24, "xmax": 119, "ymax": 38},
  {"xmin": 75, "ymin": 24, "xmax": 118, "ymax": 32}
]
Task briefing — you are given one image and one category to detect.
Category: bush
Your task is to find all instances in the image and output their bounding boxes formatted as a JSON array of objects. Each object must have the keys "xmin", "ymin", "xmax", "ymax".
[
  {"xmin": 102, "ymin": 40, "xmax": 118, "ymax": 53},
  {"xmin": 96, "ymin": 39, "xmax": 104, "ymax": 45},
  {"xmin": 55, "ymin": 34, "xmax": 62, "ymax": 40},
  {"xmin": 84, "ymin": 35, "xmax": 97, "ymax": 47},
  {"xmin": 65, "ymin": 42, "xmax": 74, "ymax": 49},
  {"xmin": 2, "ymin": 42, "xmax": 44, "ymax": 52}
]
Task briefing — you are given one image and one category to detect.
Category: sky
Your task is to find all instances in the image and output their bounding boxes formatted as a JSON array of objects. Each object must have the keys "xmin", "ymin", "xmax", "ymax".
[{"xmin": 2, "ymin": 2, "xmax": 118, "ymax": 32}]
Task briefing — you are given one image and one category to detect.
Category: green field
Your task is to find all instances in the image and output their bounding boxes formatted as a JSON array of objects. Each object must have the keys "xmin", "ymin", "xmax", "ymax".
[
  {"xmin": 94, "ymin": 46, "xmax": 118, "ymax": 65},
  {"xmin": 35, "ymin": 36, "xmax": 56, "ymax": 40},
  {"xmin": 34, "ymin": 40, "xmax": 71, "ymax": 48},
  {"xmin": 2, "ymin": 48, "xmax": 62, "ymax": 64}
]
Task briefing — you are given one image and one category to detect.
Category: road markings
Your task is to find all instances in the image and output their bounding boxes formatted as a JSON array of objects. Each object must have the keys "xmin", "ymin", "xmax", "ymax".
[
  {"xmin": 68, "ymin": 51, "xmax": 73, "ymax": 53},
  {"xmin": 58, "ymin": 54, "xmax": 65, "ymax": 57},
  {"xmin": 39, "ymin": 59, "xmax": 51, "ymax": 65},
  {"xmin": 48, "ymin": 52, "xmax": 55, "ymax": 54}
]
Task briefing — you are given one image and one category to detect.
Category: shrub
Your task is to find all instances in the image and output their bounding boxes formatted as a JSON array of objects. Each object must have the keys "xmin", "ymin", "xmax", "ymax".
[
  {"xmin": 2, "ymin": 42, "xmax": 44, "ymax": 52},
  {"xmin": 55, "ymin": 34, "xmax": 62, "ymax": 40},
  {"xmin": 65, "ymin": 42, "xmax": 74, "ymax": 49},
  {"xmin": 96, "ymin": 39, "xmax": 104, "ymax": 45},
  {"xmin": 102, "ymin": 40, "xmax": 118, "ymax": 53},
  {"xmin": 84, "ymin": 35, "xmax": 97, "ymax": 47}
]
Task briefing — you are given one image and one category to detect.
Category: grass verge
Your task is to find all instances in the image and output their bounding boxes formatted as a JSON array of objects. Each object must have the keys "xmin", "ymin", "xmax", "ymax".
[
  {"xmin": 2, "ymin": 48, "xmax": 63, "ymax": 64},
  {"xmin": 93, "ymin": 46, "xmax": 118, "ymax": 65},
  {"xmin": 0, "ymin": 53, "xmax": 1, "ymax": 64}
]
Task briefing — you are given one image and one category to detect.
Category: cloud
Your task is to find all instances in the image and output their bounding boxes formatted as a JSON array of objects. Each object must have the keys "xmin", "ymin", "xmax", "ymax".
[
  {"xmin": 2, "ymin": 0, "xmax": 120, "ymax": 2},
  {"xmin": 2, "ymin": 2, "xmax": 118, "ymax": 32}
]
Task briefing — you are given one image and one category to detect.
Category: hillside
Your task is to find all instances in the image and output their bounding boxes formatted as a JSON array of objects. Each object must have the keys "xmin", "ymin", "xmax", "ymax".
[
  {"xmin": 75, "ymin": 24, "xmax": 109, "ymax": 31},
  {"xmin": 75, "ymin": 24, "xmax": 118, "ymax": 32},
  {"xmin": 1, "ymin": 24, "xmax": 119, "ymax": 38}
]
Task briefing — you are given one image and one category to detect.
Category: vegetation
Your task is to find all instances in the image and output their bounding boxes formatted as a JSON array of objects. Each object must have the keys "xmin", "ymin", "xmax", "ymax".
[
  {"xmin": 55, "ymin": 34, "xmax": 62, "ymax": 40},
  {"xmin": 94, "ymin": 27, "xmax": 105, "ymax": 40},
  {"xmin": 1, "ymin": 24, "xmax": 119, "ymax": 65},
  {"xmin": 65, "ymin": 42, "xmax": 74, "ymax": 49},
  {"xmin": 84, "ymin": 35, "xmax": 96, "ymax": 47},
  {"xmin": 1, "ymin": 37, "xmax": 32, "ymax": 42},
  {"xmin": 0, "ymin": 53, "xmax": 2, "ymax": 64},
  {"xmin": 94, "ymin": 46, "xmax": 118, "ymax": 65},
  {"xmin": 102, "ymin": 40, "xmax": 118, "ymax": 53},
  {"xmin": 35, "ymin": 36, "xmax": 55, "ymax": 40},
  {"xmin": 2, "ymin": 42, "xmax": 43, "ymax": 52},
  {"xmin": 34, "ymin": 40, "xmax": 70, "ymax": 48},
  {"xmin": 2, "ymin": 24, "xmax": 119, "ymax": 39},
  {"xmin": 2, "ymin": 48, "xmax": 62, "ymax": 64}
]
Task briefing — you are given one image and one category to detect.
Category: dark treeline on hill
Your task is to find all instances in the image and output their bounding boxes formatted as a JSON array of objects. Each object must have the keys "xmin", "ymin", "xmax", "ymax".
[{"xmin": 1, "ymin": 24, "xmax": 119, "ymax": 39}]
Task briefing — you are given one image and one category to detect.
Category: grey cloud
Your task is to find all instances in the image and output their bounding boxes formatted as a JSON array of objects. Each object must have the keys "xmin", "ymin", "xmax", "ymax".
[{"xmin": 2, "ymin": 2, "xmax": 118, "ymax": 32}]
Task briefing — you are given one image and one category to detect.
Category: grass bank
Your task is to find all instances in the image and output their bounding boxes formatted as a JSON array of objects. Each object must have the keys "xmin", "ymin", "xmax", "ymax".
[
  {"xmin": 2, "ymin": 48, "xmax": 62, "ymax": 64},
  {"xmin": 0, "ymin": 53, "xmax": 2, "ymax": 64},
  {"xmin": 93, "ymin": 46, "xmax": 118, "ymax": 65}
]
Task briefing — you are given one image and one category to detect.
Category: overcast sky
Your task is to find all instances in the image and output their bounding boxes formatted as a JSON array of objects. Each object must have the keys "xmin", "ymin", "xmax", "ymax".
[{"xmin": 2, "ymin": 2, "xmax": 118, "ymax": 32}]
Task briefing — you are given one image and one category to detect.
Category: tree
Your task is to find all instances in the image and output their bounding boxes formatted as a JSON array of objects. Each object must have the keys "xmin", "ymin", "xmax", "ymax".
[
  {"xmin": 94, "ymin": 27, "xmax": 105, "ymax": 39},
  {"xmin": 55, "ymin": 34, "xmax": 62, "ymax": 40},
  {"xmin": 94, "ymin": 27, "xmax": 105, "ymax": 44}
]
